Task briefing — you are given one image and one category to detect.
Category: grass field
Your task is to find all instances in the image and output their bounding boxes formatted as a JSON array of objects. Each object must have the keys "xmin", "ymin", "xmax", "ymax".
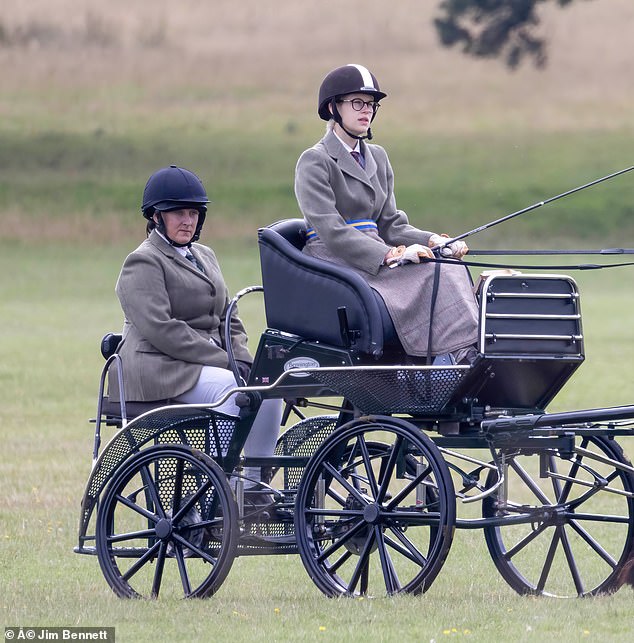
[
  {"xmin": 1, "ymin": 1, "xmax": 634, "ymax": 641},
  {"xmin": 2, "ymin": 244, "xmax": 633, "ymax": 642}
]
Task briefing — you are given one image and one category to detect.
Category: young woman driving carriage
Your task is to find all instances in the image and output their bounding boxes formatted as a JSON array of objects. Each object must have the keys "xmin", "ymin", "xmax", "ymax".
[
  {"xmin": 109, "ymin": 165, "xmax": 282, "ymax": 491},
  {"xmin": 294, "ymin": 64, "xmax": 479, "ymax": 364}
]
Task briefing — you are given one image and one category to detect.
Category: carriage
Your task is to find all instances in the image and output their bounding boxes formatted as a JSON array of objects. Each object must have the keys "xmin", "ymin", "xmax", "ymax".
[{"xmin": 75, "ymin": 218, "xmax": 634, "ymax": 599}]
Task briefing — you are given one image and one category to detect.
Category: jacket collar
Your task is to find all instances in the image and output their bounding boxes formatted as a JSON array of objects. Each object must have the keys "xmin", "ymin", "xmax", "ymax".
[
  {"xmin": 322, "ymin": 129, "xmax": 376, "ymax": 187},
  {"xmin": 149, "ymin": 229, "xmax": 180, "ymax": 258},
  {"xmin": 148, "ymin": 230, "xmax": 211, "ymax": 283}
]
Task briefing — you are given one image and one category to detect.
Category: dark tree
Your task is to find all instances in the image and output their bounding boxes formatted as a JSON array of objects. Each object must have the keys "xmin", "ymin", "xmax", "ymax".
[{"xmin": 434, "ymin": 0, "xmax": 586, "ymax": 69}]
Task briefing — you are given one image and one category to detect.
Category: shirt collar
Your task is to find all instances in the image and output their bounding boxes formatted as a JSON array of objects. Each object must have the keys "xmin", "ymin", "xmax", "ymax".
[
  {"xmin": 156, "ymin": 230, "xmax": 188, "ymax": 256},
  {"xmin": 333, "ymin": 130, "xmax": 360, "ymax": 154}
]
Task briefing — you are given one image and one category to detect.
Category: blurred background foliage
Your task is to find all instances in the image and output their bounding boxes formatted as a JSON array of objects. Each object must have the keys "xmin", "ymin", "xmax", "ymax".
[{"xmin": 0, "ymin": 0, "xmax": 632, "ymax": 249}]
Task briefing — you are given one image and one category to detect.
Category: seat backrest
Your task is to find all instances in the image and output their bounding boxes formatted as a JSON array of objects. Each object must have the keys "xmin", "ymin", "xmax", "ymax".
[{"xmin": 258, "ymin": 219, "xmax": 386, "ymax": 357}]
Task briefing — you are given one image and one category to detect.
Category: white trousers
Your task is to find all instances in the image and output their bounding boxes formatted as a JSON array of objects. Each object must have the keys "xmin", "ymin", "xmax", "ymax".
[{"xmin": 175, "ymin": 365, "xmax": 282, "ymax": 482}]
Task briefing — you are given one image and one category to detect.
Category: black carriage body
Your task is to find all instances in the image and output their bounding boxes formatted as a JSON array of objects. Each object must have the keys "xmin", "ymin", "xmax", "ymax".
[
  {"xmin": 80, "ymin": 223, "xmax": 634, "ymax": 600},
  {"xmin": 249, "ymin": 328, "xmax": 353, "ymax": 397},
  {"xmin": 249, "ymin": 273, "xmax": 586, "ymax": 419},
  {"xmin": 256, "ymin": 219, "xmax": 586, "ymax": 418}
]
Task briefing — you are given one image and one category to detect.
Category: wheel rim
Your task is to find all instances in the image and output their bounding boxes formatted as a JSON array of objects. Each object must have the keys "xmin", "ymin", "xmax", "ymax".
[
  {"xmin": 96, "ymin": 445, "xmax": 238, "ymax": 598},
  {"xmin": 295, "ymin": 417, "xmax": 455, "ymax": 597},
  {"xmin": 483, "ymin": 435, "xmax": 634, "ymax": 597}
]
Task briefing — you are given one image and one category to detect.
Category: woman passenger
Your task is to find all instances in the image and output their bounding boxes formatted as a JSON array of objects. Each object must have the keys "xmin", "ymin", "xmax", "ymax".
[{"xmin": 110, "ymin": 165, "xmax": 281, "ymax": 494}]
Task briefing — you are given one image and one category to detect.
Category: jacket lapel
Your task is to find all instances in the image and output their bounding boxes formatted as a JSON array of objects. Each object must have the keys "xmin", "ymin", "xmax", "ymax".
[
  {"xmin": 323, "ymin": 131, "xmax": 374, "ymax": 189},
  {"xmin": 359, "ymin": 140, "xmax": 377, "ymax": 180},
  {"xmin": 149, "ymin": 232, "xmax": 212, "ymax": 284}
]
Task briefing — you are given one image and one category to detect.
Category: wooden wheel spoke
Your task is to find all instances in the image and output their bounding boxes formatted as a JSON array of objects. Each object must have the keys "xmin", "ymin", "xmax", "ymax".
[
  {"xmin": 558, "ymin": 525, "xmax": 585, "ymax": 595},
  {"xmin": 568, "ymin": 519, "xmax": 618, "ymax": 568},
  {"xmin": 172, "ymin": 532, "xmax": 218, "ymax": 565},
  {"xmin": 171, "ymin": 479, "xmax": 212, "ymax": 524},
  {"xmin": 348, "ymin": 530, "xmax": 376, "ymax": 594},
  {"xmin": 503, "ymin": 522, "xmax": 547, "ymax": 560},
  {"xmin": 357, "ymin": 436, "xmax": 380, "ymax": 497},
  {"xmin": 375, "ymin": 526, "xmax": 401, "ymax": 594},
  {"xmin": 173, "ymin": 542, "xmax": 192, "ymax": 596},
  {"xmin": 172, "ymin": 458, "xmax": 185, "ymax": 514},
  {"xmin": 536, "ymin": 526, "xmax": 561, "ymax": 593},
  {"xmin": 150, "ymin": 541, "xmax": 168, "ymax": 598},
  {"xmin": 107, "ymin": 527, "xmax": 156, "ymax": 544},
  {"xmin": 385, "ymin": 527, "xmax": 429, "ymax": 567},
  {"xmin": 140, "ymin": 464, "xmax": 166, "ymax": 518},
  {"xmin": 324, "ymin": 549, "xmax": 353, "ymax": 575},
  {"xmin": 120, "ymin": 540, "xmax": 162, "ymax": 582},
  {"xmin": 376, "ymin": 436, "xmax": 403, "ymax": 504},
  {"xmin": 316, "ymin": 519, "xmax": 367, "ymax": 564},
  {"xmin": 114, "ymin": 493, "xmax": 158, "ymax": 523},
  {"xmin": 323, "ymin": 462, "xmax": 369, "ymax": 506},
  {"xmin": 509, "ymin": 459, "xmax": 551, "ymax": 505},
  {"xmin": 386, "ymin": 466, "xmax": 433, "ymax": 511}
]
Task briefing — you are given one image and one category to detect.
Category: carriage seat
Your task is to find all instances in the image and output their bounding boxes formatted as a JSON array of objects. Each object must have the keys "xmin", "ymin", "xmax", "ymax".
[{"xmin": 258, "ymin": 219, "xmax": 399, "ymax": 359}]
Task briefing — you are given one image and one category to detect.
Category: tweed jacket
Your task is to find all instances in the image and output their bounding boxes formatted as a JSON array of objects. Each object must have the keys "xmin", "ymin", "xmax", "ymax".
[
  {"xmin": 294, "ymin": 130, "xmax": 479, "ymax": 356},
  {"xmin": 295, "ymin": 130, "xmax": 433, "ymax": 275},
  {"xmin": 109, "ymin": 230, "xmax": 252, "ymax": 401}
]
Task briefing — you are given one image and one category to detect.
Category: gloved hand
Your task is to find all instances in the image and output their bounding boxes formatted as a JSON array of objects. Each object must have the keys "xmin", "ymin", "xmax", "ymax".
[
  {"xmin": 400, "ymin": 243, "xmax": 435, "ymax": 263},
  {"xmin": 384, "ymin": 245, "xmax": 406, "ymax": 267},
  {"xmin": 428, "ymin": 233, "xmax": 469, "ymax": 259}
]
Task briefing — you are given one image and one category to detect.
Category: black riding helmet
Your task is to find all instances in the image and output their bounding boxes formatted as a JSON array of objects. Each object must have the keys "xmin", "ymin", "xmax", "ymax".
[
  {"xmin": 318, "ymin": 64, "xmax": 387, "ymax": 140},
  {"xmin": 142, "ymin": 165, "xmax": 210, "ymax": 246}
]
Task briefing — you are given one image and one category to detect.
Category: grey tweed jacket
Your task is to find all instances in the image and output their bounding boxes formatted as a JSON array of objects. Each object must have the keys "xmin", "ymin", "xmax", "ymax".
[
  {"xmin": 295, "ymin": 130, "xmax": 479, "ymax": 356},
  {"xmin": 108, "ymin": 230, "xmax": 252, "ymax": 401}
]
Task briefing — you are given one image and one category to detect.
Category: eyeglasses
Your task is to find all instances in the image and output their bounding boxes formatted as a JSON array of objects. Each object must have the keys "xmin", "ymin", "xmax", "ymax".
[{"xmin": 337, "ymin": 98, "xmax": 381, "ymax": 112}]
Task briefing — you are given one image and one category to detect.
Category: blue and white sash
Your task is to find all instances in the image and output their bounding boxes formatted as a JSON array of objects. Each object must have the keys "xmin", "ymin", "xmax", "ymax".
[{"xmin": 305, "ymin": 218, "xmax": 377, "ymax": 241}]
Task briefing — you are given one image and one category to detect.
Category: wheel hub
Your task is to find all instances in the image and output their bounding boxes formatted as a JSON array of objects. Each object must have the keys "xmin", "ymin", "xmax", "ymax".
[
  {"xmin": 363, "ymin": 503, "xmax": 381, "ymax": 525},
  {"xmin": 155, "ymin": 518, "xmax": 173, "ymax": 540},
  {"xmin": 335, "ymin": 494, "xmax": 381, "ymax": 555}
]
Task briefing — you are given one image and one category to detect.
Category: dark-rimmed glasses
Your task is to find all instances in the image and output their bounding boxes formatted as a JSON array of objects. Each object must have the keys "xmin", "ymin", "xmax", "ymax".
[{"xmin": 337, "ymin": 98, "xmax": 380, "ymax": 112}]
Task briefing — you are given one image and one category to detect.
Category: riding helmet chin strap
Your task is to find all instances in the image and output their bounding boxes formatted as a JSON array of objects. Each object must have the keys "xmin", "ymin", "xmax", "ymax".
[
  {"xmin": 330, "ymin": 99, "xmax": 373, "ymax": 141},
  {"xmin": 153, "ymin": 212, "xmax": 193, "ymax": 249}
]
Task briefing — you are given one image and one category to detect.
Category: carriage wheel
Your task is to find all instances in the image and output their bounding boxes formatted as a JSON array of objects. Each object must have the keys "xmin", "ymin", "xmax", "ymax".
[
  {"xmin": 96, "ymin": 445, "xmax": 238, "ymax": 598},
  {"xmin": 482, "ymin": 435, "xmax": 634, "ymax": 597},
  {"xmin": 294, "ymin": 416, "xmax": 455, "ymax": 597}
]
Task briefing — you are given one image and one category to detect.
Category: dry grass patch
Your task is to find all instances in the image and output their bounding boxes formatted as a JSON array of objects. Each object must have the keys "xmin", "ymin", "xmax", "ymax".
[{"xmin": 1, "ymin": 0, "xmax": 633, "ymax": 133}]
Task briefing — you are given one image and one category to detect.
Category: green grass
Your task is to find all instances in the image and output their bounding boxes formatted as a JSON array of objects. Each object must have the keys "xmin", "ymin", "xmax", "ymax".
[
  {"xmin": 1, "ymin": 243, "xmax": 633, "ymax": 642},
  {"xmin": 2, "ymin": 126, "xmax": 632, "ymax": 246},
  {"xmin": 390, "ymin": 129, "xmax": 634, "ymax": 244}
]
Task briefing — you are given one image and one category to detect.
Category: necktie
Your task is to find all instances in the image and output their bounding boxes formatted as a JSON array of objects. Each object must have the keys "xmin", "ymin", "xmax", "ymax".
[
  {"xmin": 350, "ymin": 150, "xmax": 365, "ymax": 169},
  {"xmin": 185, "ymin": 251, "xmax": 204, "ymax": 273}
]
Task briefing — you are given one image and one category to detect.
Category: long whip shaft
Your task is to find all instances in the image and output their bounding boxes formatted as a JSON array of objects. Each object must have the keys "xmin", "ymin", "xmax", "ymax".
[{"xmin": 436, "ymin": 165, "xmax": 634, "ymax": 250}]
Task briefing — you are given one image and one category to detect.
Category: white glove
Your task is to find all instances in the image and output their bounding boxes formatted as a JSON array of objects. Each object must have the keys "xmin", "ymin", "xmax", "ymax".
[
  {"xmin": 400, "ymin": 243, "xmax": 435, "ymax": 264},
  {"xmin": 429, "ymin": 233, "xmax": 469, "ymax": 259},
  {"xmin": 384, "ymin": 245, "xmax": 406, "ymax": 268}
]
